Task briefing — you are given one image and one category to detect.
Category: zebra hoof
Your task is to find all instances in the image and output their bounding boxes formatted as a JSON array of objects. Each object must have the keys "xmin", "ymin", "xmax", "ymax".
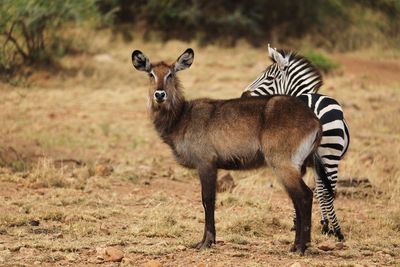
[
  {"xmin": 334, "ymin": 230, "xmax": 345, "ymax": 242},
  {"xmin": 321, "ymin": 220, "xmax": 330, "ymax": 235}
]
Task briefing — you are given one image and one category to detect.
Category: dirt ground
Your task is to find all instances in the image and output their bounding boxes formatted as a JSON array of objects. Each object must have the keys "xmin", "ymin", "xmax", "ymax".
[{"xmin": 0, "ymin": 34, "xmax": 400, "ymax": 266}]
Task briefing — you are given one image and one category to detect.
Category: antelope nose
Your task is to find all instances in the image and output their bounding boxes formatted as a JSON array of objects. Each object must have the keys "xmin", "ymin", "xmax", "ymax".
[{"xmin": 154, "ymin": 90, "xmax": 166, "ymax": 102}]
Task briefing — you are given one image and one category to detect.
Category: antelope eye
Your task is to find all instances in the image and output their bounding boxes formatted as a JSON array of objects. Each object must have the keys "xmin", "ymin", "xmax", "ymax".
[
  {"xmin": 149, "ymin": 72, "xmax": 155, "ymax": 79},
  {"xmin": 166, "ymin": 72, "xmax": 173, "ymax": 80}
]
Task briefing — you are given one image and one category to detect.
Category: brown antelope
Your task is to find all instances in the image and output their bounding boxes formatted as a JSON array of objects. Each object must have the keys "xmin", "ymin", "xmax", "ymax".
[{"xmin": 131, "ymin": 48, "xmax": 333, "ymax": 255}]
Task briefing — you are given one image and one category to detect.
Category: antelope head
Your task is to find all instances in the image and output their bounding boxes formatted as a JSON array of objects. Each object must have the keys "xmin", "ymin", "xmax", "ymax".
[{"xmin": 132, "ymin": 48, "xmax": 194, "ymax": 111}]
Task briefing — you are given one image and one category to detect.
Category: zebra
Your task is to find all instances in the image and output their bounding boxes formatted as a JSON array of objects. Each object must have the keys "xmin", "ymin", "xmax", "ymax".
[{"xmin": 241, "ymin": 45, "xmax": 349, "ymax": 241}]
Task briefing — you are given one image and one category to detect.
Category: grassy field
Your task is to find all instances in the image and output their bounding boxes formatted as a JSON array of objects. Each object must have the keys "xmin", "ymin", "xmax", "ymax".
[{"xmin": 0, "ymin": 32, "xmax": 400, "ymax": 266}]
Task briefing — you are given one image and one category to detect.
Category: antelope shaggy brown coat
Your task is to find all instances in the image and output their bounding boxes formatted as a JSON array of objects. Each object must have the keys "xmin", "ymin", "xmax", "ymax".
[{"xmin": 131, "ymin": 48, "xmax": 333, "ymax": 255}]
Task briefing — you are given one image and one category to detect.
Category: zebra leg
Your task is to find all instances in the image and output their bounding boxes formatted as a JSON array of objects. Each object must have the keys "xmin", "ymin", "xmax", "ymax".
[
  {"xmin": 323, "ymin": 182, "xmax": 345, "ymax": 241},
  {"xmin": 315, "ymin": 178, "xmax": 330, "ymax": 235},
  {"xmin": 318, "ymin": 145, "xmax": 345, "ymax": 241}
]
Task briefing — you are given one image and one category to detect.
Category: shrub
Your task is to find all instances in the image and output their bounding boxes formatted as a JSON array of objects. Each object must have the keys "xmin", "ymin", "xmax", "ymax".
[
  {"xmin": 0, "ymin": 0, "xmax": 101, "ymax": 71},
  {"xmin": 301, "ymin": 50, "xmax": 340, "ymax": 74}
]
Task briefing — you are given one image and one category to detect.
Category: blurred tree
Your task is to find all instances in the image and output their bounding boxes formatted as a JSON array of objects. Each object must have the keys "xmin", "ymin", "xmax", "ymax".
[
  {"xmin": 98, "ymin": 0, "xmax": 400, "ymax": 49},
  {"xmin": 0, "ymin": 0, "xmax": 101, "ymax": 70}
]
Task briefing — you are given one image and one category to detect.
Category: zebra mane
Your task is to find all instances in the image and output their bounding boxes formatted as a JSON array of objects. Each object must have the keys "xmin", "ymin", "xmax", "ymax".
[{"xmin": 268, "ymin": 49, "xmax": 323, "ymax": 93}]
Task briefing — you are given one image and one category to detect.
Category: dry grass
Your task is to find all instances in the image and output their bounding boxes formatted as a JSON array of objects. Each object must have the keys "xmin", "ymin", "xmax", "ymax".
[{"xmin": 0, "ymin": 31, "xmax": 399, "ymax": 266}]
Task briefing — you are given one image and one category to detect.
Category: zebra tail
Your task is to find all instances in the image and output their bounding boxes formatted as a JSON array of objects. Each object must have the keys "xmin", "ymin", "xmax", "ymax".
[{"xmin": 313, "ymin": 153, "xmax": 334, "ymax": 198}]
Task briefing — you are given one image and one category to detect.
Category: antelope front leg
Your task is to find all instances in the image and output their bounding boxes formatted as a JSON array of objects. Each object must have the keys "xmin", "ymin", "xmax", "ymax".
[{"xmin": 195, "ymin": 165, "xmax": 217, "ymax": 250}]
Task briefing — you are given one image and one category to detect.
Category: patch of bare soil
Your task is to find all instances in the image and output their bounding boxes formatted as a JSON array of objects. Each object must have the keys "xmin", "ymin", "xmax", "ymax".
[{"xmin": 336, "ymin": 55, "xmax": 400, "ymax": 85}]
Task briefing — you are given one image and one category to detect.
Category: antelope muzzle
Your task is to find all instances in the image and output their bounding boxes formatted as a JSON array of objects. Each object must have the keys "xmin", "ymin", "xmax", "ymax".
[{"xmin": 154, "ymin": 90, "xmax": 167, "ymax": 103}]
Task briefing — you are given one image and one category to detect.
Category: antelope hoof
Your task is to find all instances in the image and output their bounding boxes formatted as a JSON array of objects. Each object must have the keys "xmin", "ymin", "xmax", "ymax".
[
  {"xmin": 289, "ymin": 244, "xmax": 297, "ymax": 252},
  {"xmin": 289, "ymin": 244, "xmax": 306, "ymax": 256},
  {"xmin": 194, "ymin": 240, "xmax": 212, "ymax": 250},
  {"xmin": 194, "ymin": 231, "xmax": 215, "ymax": 250}
]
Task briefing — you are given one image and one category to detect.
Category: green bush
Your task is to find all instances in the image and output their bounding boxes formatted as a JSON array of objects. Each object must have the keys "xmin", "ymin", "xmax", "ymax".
[
  {"xmin": 302, "ymin": 50, "xmax": 340, "ymax": 74},
  {"xmin": 0, "ymin": 0, "xmax": 101, "ymax": 71}
]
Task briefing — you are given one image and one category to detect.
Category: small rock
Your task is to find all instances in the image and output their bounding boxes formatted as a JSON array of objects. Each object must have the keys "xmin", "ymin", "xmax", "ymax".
[
  {"xmin": 166, "ymin": 254, "xmax": 175, "ymax": 260},
  {"xmin": 29, "ymin": 182, "xmax": 46, "ymax": 189},
  {"xmin": 335, "ymin": 242, "xmax": 344, "ymax": 250},
  {"xmin": 317, "ymin": 241, "xmax": 335, "ymax": 251},
  {"xmin": 100, "ymin": 224, "xmax": 111, "ymax": 235},
  {"xmin": 9, "ymin": 245, "xmax": 22, "ymax": 252},
  {"xmin": 121, "ymin": 257, "xmax": 136, "ymax": 266},
  {"xmin": 19, "ymin": 247, "xmax": 36, "ymax": 256},
  {"xmin": 75, "ymin": 167, "xmax": 91, "ymax": 180},
  {"xmin": 95, "ymin": 163, "xmax": 113, "ymax": 176},
  {"xmin": 31, "ymin": 228, "xmax": 51, "ymax": 234},
  {"xmin": 35, "ymin": 189, "xmax": 46, "ymax": 195},
  {"xmin": 65, "ymin": 253, "xmax": 78, "ymax": 262},
  {"xmin": 176, "ymin": 245, "xmax": 186, "ymax": 251},
  {"xmin": 64, "ymin": 214, "xmax": 80, "ymax": 223},
  {"xmin": 361, "ymin": 250, "xmax": 373, "ymax": 256},
  {"xmin": 143, "ymin": 260, "xmax": 163, "ymax": 267},
  {"xmin": 289, "ymin": 262, "xmax": 302, "ymax": 267},
  {"xmin": 104, "ymin": 247, "xmax": 124, "ymax": 262},
  {"xmin": 54, "ymin": 232, "xmax": 63, "ymax": 239},
  {"xmin": 29, "ymin": 220, "xmax": 40, "ymax": 226},
  {"xmin": 33, "ymin": 261, "xmax": 41, "ymax": 265},
  {"xmin": 217, "ymin": 173, "xmax": 236, "ymax": 193},
  {"xmin": 96, "ymin": 247, "xmax": 106, "ymax": 259},
  {"xmin": 0, "ymin": 249, "xmax": 11, "ymax": 263}
]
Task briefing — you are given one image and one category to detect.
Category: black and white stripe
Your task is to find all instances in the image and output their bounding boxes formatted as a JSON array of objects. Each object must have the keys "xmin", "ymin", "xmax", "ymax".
[
  {"xmin": 299, "ymin": 93, "xmax": 349, "ymax": 240},
  {"xmin": 244, "ymin": 46, "xmax": 323, "ymax": 96},
  {"xmin": 242, "ymin": 46, "xmax": 349, "ymax": 240}
]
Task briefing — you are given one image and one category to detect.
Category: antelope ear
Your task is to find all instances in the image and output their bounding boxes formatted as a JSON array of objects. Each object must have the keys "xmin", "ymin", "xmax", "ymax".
[
  {"xmin": 268, "ymin": 44, "xmax": 288, "ymax": 70},
  {"xmin": 174, "ymin": 48, "xmax": 194, "ymax": 72},
  {"xmin": 132, "ymin": 50, "xmax": 151, "ymax": 72}
]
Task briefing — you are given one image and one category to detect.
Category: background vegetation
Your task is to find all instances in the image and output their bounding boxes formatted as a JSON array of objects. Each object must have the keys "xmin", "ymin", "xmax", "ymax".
[
  {"xmin": 1, "ymin": 0, "xmax": 399, "ymax": 73},
  {"xmin": 0, "ymin": 0, "xmax": 105, "ymax": 72},
  {"xmin": 101, "ymin": 0, "xmax": 400, "ymax": 49}
]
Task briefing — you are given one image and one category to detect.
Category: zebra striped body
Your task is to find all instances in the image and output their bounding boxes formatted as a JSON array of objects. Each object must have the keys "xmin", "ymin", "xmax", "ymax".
[
  {"xmin": 299, "ymin": 93, "xmax": 349, "ymax": 239},
  {"xmin": 242, "ymin": 46, "xmax": 349, "ymax": 240}
]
